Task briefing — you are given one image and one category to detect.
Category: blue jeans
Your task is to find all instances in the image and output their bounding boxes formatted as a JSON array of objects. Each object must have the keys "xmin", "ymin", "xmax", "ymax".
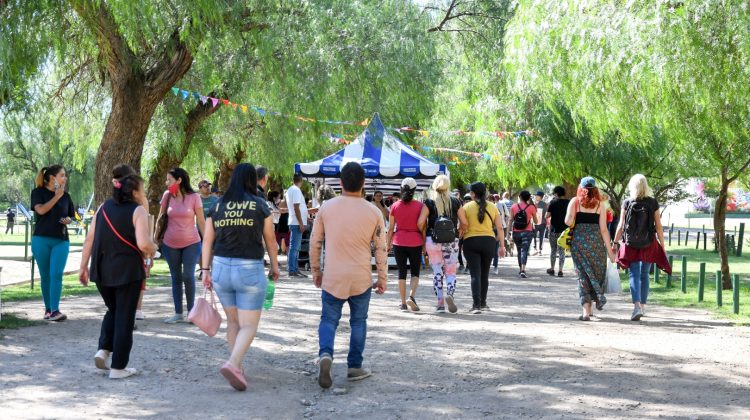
[
  {"xmin": 288, "ymin": 225, "xmax": 303, "ymax": 274},
  {"xmin": 512, "ymin": 231, "xmax": 534, "ymax": 267},
  {"xmin": 31, "ymin": 236, "xmax": 70, "ymax": 312},
  {"xmin": 628, "ymin": 261, "xmax": 652, "ymax": 304},
  {"xmin": 162, "ymin": 242, "xmax": 201, "ymax": 314},
  {"xmin": 318, "ymin": 288, "xmax": 372, "ymax": 369}
]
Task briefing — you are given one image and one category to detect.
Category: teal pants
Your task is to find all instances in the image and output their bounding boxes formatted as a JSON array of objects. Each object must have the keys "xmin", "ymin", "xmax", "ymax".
[{"xmin": 31, "ymin": 236, "xmax": 70, "ymax": 312}]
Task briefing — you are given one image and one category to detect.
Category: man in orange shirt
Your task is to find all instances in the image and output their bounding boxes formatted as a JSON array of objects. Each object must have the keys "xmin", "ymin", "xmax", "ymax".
[{"xmin": 310, "ymin": 162, "xmax": 388, "ymax": 389}]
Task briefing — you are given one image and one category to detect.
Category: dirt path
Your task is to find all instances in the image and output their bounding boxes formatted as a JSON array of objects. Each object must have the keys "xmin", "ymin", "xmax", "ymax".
[{"xmin": 2, "ymin": 253, "xmax": 750, "ymax": 419}]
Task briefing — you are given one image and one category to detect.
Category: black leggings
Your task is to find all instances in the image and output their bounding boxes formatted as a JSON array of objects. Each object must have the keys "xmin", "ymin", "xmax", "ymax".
[
  {"xmin": 462, "ymin": 236, "xmax": 495, "ymax": 307},
  {"xmin": 393, "ymin": 245, "xmax": 422, "ymax": 279},
  {"xmin": 96, "ymin": 280, "xmax": 141, "ymax": 370}
]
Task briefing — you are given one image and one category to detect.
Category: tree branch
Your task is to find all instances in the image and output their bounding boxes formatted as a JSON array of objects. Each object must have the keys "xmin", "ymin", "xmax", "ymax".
[{"xmin": 69, "ymin": 0, "xmax": 137, "ymax": 82}]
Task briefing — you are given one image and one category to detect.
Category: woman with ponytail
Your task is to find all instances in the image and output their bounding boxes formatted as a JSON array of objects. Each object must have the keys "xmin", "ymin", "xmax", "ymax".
[
  {"xmin": 564, "ymin": 177, "xmax": 617, "ymax": 321},
  {"xmin": 418, "ymin": 175, "xmax": 462, "ymax": 313},
  {"xmin": 79, "ymin": 173, "xmax": 158, "ymax": 379},
  {"xmin": 31, "ymin": 165, "xmax": 76, "ymax": 321},
  {"xmin": 458, "ymin": 182, "xmax": 504, "ymax": 314},
  {"xmin": 387, "ymin": 178, "xmax": 424, "ymax": 312},
  {"xmin": 511, "ymin": 191, "xmax": 538, "ymax": 278}
]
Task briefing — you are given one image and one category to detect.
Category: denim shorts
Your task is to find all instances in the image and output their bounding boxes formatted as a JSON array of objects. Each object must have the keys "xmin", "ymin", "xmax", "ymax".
[{"xmin": 211, "ymin": 256, "xmax": 268, "ymax": 311}]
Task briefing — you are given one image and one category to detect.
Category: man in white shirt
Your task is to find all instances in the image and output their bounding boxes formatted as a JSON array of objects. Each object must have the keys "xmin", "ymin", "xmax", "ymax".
[{"xmin": 286, "ymin": 174, "xmax": 309, "ymax": 277}]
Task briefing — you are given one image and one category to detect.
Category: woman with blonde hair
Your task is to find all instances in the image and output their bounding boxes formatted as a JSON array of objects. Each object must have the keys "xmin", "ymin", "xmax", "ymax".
[
  {"xmin": 614, "ymin": 174, "xmax": 668, "ymax": 321},
  {"xmin": 565, "ymin": 177, "xmax": 617, "ymax": 321},
  {"xmin": 418, "ymin": 175, "xmax": 463, "ymax": 313}
]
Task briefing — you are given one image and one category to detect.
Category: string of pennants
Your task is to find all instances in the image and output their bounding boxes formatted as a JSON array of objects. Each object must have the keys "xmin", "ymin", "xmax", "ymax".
[{"xmin": 170, "ymin": 86, "xmax": 535, "ymax": 139}]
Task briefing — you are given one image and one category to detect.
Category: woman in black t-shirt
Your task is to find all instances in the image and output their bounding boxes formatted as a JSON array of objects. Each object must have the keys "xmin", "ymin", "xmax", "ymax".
[
  {"xmin": 79, "ymin": 173, "xmax": 157, "ymax": 379},
  {"xmin": 200, "ymin": 163, "xmax": 280, "ymax": 391},
  {"xmin": 30, "ymin": 165, "xmax": 76, "ymax": 322}
]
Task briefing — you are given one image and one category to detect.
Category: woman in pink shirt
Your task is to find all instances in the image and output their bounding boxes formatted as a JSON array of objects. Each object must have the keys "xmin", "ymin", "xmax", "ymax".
[
  {"xmin": 387, "ymin": 178, "xmax": 424, "ymax": 312},
  {"xmin": 511, "ymin": 190, "xmax": 538, "ymax": 278},
  {"xmin": 157, "ymin": 168, "xmax": 205, "ymax": 324}
]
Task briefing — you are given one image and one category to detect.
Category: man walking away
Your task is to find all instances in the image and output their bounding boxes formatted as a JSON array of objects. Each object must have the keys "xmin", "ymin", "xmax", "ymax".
[
  {"xmin": 310, "ymin": 162, "xmax": 388, "ymax": 389},
  {"xmin": 546, "ymin": 186, "xmax": 570, "ymax": 277},
  {"xmin": 533, "ymin": 191, "xmax": 548, "ymax": 255},
  {"xmin": 6, "ymin": 207, "xmax": 16, "ymax": 234},
  {"xmin": 285, "ymin": 174, "xmax": 309, "ymax": 277}
]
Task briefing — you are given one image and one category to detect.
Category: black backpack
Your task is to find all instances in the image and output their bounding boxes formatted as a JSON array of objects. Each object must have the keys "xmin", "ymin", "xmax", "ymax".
[
  {"xmin": 513, "ymin": 204, "xmax": 531, "ymax": 230},
  {"xmin": 429, "ymin": 197, "xmax": 459, "ymax": 243},
  {"xmin": 623, "ymin": 199, "xmax": 654, "ymax": 249}
]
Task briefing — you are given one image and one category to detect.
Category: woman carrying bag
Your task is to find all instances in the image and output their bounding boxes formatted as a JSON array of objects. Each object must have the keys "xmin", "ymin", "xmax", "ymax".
[
  {"xmin": 565, "ymin": 177, "xmax": 617, "ymax": 321},
  {"xmin": 614, "ymin": 174, "xmax": 670, "ymax": 321},
  {"xmin": 201, "ymin": 163, "xmax": 280, "ymax": 391},
  {"xmin": 79, "ymin": 174, "xmax": 157, "ymax": 379}
]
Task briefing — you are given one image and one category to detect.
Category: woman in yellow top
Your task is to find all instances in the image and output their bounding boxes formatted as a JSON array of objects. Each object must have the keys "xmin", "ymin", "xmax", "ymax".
[{"xmin": 458, "ymin": 182, "xmax": 505, "ymax": 314}]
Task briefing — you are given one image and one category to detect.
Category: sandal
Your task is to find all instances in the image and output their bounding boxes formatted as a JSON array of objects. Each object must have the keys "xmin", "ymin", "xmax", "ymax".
[
  {"xmin": 220, "ymin": 362, "xmax": 247, "ymax": 391},
  {"xmin": 578, "ymin": 315, "xmax": 591, "ymax": 321}
]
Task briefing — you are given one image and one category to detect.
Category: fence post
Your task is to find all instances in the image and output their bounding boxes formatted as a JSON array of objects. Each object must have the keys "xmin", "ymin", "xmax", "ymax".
[
  {"xmin": 737, "ymin": 223, "xmax": 745, "ymax": 257},
  {"xmin": 695, "ymin": 230, "xmax": 700, "ymax": 249},
  {"xmin": 655, "ymin": 264, "xmax": 660, "ymax": 284},
  {"xmin": 678, "ymin": 230, "xmax": 682, "ymax": 246},
  {"xmin": 30, "ymin": 257, "xmax": 35, "ymax": 290},
  {"xmin": 733, "ymin": 274, "xmax": 740, "ymax": 315},
  {"xmin": 666, "ymin": 256, "xmax": 674, "ymax": 288},
  {"xmin": 716, "ymin": 270, "xmax": 722, "ymax": 307},
  {"xmin": 685, "ymin": 231, "xmax": 690, "ymax": 246},
  {"xmin": 703, "ymin": 232, "xmax": 707, "ymax": 251},
  {"xmin": 681, "ymin": 256, "xmax": 687, "ymax": 293},
  {"xmin": 698, "ymin": 262, "xmax": 706, "ymax": 302},
  {"xmin": 24, "ymin": 219, "xmax": 30, "ymax": 260}
]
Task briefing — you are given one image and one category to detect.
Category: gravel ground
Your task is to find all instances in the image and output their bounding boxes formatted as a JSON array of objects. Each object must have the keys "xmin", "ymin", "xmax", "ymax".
[{"xmin": 2, "ymin": 252, "xmax": 750, "ymax": 419}]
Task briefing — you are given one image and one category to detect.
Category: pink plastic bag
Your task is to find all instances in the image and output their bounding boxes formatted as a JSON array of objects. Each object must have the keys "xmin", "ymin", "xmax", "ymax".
[{"xmin": 188, "ymin": 289, "xmax": 222, "ymax": 337}]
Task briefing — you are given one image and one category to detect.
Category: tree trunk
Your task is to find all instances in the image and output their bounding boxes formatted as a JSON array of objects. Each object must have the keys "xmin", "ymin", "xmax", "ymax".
[
  {"xmin": 146, "ymin": 100, "xmax": 219, "ymax": 216},
  {"xmin": 714, "ymin": 171, "xmax": 731, "ymax": 290},
  {"xmin": 561, "ymin": 180, "xmax": 578, "ymax": 199}
]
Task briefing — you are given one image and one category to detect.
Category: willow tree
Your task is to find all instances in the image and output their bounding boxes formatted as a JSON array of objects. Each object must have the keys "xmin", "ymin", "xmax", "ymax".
[
  {"xmin": 1, "ymin": 0, "xmax": 272, "ymax": 203},
  {"xmin": 141, "ymin": 0, "xmax": 442, "ymax": 200},
  {"xmin": 505, "ymin": 1, "xmax": 750, "ymax": 287}
]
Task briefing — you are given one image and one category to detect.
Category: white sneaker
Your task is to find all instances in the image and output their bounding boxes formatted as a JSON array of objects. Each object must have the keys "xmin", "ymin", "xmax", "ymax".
[
  {"xmin": 163, "ymin": 314, "xmax": 183, "ymax": 324},
  {"xmin": 135, "ymin": 310, "xmax": 145, "ymax": 320},
  {"xmin": 109, "ymin": 367, "xmax": 137, "ymax": 379},
  {"xmin": 493, "ymin": 266, "xmax": 499, "ymax": 275},
  {"xmin": 94, "ymin": 349, "xmax": 111, "ymax": 370}
]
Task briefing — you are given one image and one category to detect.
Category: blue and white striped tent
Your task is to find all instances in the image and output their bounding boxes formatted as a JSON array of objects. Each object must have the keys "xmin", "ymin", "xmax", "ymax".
[{"xmin": 295, "ymin": 113, "xmax": 447, "ymax": 180}]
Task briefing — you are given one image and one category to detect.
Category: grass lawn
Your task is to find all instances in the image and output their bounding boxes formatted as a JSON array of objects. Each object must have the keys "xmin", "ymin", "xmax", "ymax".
[
  {"xmin": 619, "ymin": 243, "xmax": 750, "ymax": 325},
  {"xmin": 0, "ymin": 313, "xmax": 44, "ymax": 330},
  {"xmin": 1, "ymin": 260, "xmax": 172, "ymax": 303}
]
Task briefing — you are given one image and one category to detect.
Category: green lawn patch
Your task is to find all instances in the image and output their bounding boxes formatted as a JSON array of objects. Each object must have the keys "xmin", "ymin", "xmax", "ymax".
[
  {"xmin": 619, "ymin": 243, "xmax": 750, "ymax": 325},
  {"xmin": 1, "ymin": 260, "xmax": 172, "ymax": 303},
  {"xmin": 0, "ymin": 313, "xmax": 44, "ymax": 330}
]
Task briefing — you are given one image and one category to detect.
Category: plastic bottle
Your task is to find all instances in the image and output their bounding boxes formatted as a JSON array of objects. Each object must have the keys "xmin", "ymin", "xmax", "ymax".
[{"xmin": 263, "ymin": 276, "xmax": 276, "ymax": 310}]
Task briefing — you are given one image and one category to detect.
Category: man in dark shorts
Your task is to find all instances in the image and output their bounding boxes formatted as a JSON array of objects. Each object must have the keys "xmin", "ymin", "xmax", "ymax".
[{"xmin": 5, "ymin": 207, "xmax": 15, "ymax": 234}]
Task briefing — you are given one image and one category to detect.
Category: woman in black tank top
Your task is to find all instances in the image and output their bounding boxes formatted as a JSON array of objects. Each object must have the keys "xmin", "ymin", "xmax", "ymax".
[
  {"xmin": 79, "ymin": 173, "xmax": 158, "ymax": 379},
  {"xmin": 564, "ymin": 177, "xmax": 617, "ymax": 321}
]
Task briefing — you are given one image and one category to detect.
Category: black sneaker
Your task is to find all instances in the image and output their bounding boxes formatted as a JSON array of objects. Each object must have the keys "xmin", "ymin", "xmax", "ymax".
[
  {"xmin": 557, "ymin": 271, "xmax": 563, "ymax": 277},
  {"xmin": 546, "ymin": 268, "xmax": 555, "ymax": 276},
  {"xmin": 435, "ymin": 305, "xmax": 446, "ymax": 314},
  {"xmin": 49, "ymin": 311, "xmax": 67, "ymax": 322},
  {"xmin": 480, "ymin": 305, "xmax": 490, "ymax": 312},
  {"xmin": 399, "ymin": 303, "xmax": 408, "ymax": 311},
  {"xmin": 469, "ymin": 307, "xmax": 482, "ymax": 314},
  {"xmin": 520, "ymin": 271, "xmax": 527, "ymax": 278}
]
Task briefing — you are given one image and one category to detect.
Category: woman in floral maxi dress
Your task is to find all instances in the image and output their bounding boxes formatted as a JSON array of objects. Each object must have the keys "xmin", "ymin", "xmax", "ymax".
[{"xmin": 565, "ymin": 177, "xmax": 617, "ymax": 321}]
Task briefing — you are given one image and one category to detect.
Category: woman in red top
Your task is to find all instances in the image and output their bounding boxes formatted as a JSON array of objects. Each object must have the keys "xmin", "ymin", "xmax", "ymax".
[
  {"xmin": 387, "ymin": 178, "xmax": 424, "ymax": 312},
  {"xmin": 511, "ymin": 191, "xmax": 538, "ymax": 278}
]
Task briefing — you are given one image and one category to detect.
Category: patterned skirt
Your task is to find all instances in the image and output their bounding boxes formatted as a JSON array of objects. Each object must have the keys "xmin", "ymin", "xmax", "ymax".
[{"xmin": 570, "ymin": 223, "xmax": 607, "ymax": 306}]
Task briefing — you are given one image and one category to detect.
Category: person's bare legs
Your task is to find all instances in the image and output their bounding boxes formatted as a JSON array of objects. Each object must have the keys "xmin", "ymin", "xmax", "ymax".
[
  {"xmin": 398, "ymin": 279, "xmax": 407, "ymax": 305},
  {"xmin": 136, "ymin": 290, "xmax": 144, "ymax": 310},
  {"xmin": 409, "ymin": 276, "xmax": 419, "ymax": 298},
  {"xmin": 228, "ymin": 309, "xmax": 262, "ymax": 370},
  {"xmin": 582, "ymin": 302, "xmax": 593, "ymax": 318},
  {"xmin": 223, "ymin": 307, "xmax": 240, "ymax": 354}
]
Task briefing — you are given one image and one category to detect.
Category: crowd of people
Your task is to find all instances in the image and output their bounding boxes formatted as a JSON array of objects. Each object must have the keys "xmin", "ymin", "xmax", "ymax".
[{"xmin": 26, "ymin": 162, "xmax": 669, "ymax": 389}]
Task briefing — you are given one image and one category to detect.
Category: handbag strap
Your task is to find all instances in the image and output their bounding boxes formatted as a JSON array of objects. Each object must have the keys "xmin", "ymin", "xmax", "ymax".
[{"xmin": 101, "ymin": 207, "xmax": 145, "ymax": 269}]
